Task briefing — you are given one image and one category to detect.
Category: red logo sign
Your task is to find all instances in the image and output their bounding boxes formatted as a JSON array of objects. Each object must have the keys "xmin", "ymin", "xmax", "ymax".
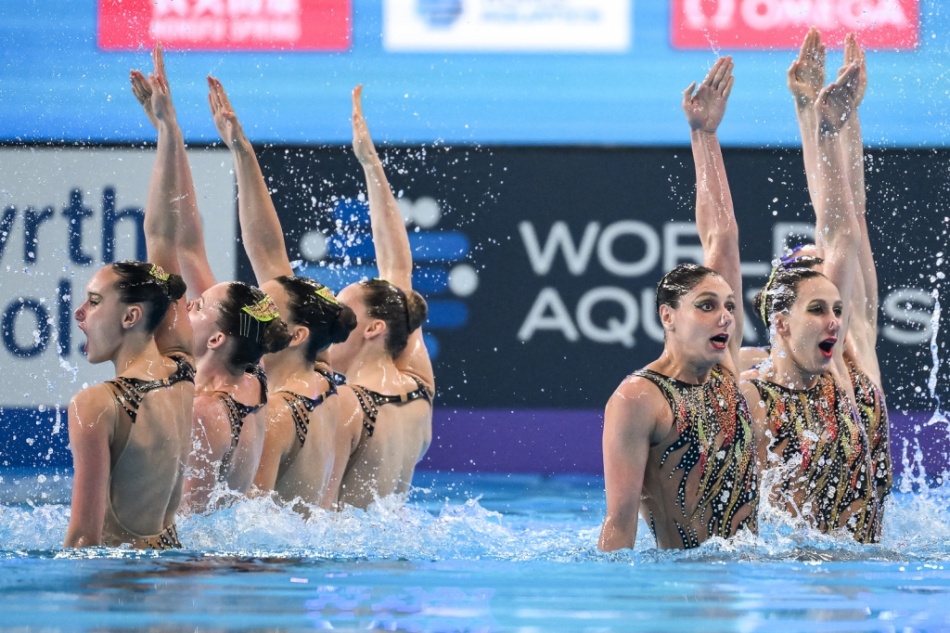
[
  {"xmin": 98, "ymin": 0, "xmax": 351, "ymax": 51},
  {"xmin": 671, "ymin": 0, "xmax": 919, "ymax": 49}
]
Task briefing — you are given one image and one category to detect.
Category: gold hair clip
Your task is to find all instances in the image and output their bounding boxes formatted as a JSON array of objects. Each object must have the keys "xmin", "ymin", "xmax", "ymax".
[
  {"xmin": 241, "ymin": 295, "xmax": 280, "ymax": 322},
  {"xmin": 148, "ymin": 264, "xmax": 170, "ymax": 282},
  {"xmin": 315, "ymin": 285, "xmax": 340, "ymax": 306}
]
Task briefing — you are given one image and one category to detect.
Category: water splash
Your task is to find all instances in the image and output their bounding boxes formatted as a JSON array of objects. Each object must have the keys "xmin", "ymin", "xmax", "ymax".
[
  {"xmin": 4, "ymin": 474, "xmax": 950, "ymax": 564},
  {"xmin": 926, "ymin": 284, "xmax": 948, "ymax": 429}
]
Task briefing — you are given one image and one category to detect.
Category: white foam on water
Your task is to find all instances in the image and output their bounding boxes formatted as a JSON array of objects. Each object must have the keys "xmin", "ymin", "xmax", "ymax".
[{"xmin": 3, "ymin": 475, "xmax": 950, "ymax": 564}]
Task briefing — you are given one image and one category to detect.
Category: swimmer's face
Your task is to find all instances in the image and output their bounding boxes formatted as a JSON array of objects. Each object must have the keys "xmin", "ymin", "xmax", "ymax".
[
  {"xmin": 186, "ymin": 282, "xmax": 229, "ymax": 357},
  {"xmin": 74, "ymin": 267, "xmax": 127, "ymax": 364},
  {"xmin": 328, "ymin": 282, "xmax": 367, "ymax": 373},
  {"xmin": 775, "ymin": 275, "xmax": 842, "ymax": 376},
  {"xmin": 661, "ymin": 274, "xmax": 736, "ymax": 363}
]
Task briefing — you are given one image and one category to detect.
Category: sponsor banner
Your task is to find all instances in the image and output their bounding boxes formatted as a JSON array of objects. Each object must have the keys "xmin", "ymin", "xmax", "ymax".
[
  {"xmin": 383, "ymin": 0, "xmax": 631, "ymax": 52},
  {"xmin": 671, "ymin": 0, "xmax": 919, "ymax": 49},
  {"xmin": 0, "ymin": 147, "xmax": 235, "ymax": 408},
  {"xmin": 98, "ymin": 0, "xmax": 351, "ymax": 51}
]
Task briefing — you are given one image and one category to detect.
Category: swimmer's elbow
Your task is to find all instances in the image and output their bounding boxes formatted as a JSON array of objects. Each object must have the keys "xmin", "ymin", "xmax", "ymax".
[
  {"xmin": 64, "ymin": 529, "xmax": 102, "ymax": 549},
  {"xmin": 598, "ymin": 515, "xmax": 636, "ymax": 552}
]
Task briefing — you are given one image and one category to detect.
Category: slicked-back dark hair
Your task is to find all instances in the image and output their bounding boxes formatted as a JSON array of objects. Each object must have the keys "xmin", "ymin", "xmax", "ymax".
[
  {"xmin": 276, "ymin": 276, "xmax": 357, "ymax": 363},
  {"xmin": 111, "ymin": 261, "xmax": 186, "ymax": 333},
  {"xmin": 655, "ymin": 263, "xmax": 720, "ymax": 314},
  {"xmin": 361, "ymin": 279, "xmax": 428, "ymax": 358}
]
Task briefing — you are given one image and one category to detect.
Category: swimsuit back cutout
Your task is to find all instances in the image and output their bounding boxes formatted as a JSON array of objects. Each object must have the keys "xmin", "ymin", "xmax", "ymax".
[
  {"xmin": 350, "ymin": 377, "xmax": 434, "ymax": 438},
  {"xmin": 278, "ymin": 369, "xmax": 338, "ymax": 447},
  {"xmin": 750, "ymin": 373, "xmax": 878, "ymax": 542},
  {"xmin": 103, "ymin": 353, "xmax": 195, "ymax": 548},
  {"xmin": 214, "ymin": 364, "xmax": 268, "ymax": 482},
  {"xmin": 633, "ymin": 365, "xmax": 758, "ymax": 549},
  {"xmin": 105, "ymin": 354, "xmax": 196, "ymax": 424}
]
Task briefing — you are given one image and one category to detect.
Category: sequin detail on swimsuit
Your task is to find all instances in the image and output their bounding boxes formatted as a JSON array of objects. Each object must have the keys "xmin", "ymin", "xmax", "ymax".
[
  {"xmin": 634, "ymin": 365, "xmax": 758, "ymax": 549},
  {"xmin": 750, "ymin": 374, "xmax": 878, "ymax": 542}
]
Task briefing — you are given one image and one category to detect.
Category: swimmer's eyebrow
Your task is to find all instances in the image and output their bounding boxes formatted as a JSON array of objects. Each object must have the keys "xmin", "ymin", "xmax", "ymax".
[{"xmin": 694, "ymin": 292, "xmax": 734, "ymax": 301}]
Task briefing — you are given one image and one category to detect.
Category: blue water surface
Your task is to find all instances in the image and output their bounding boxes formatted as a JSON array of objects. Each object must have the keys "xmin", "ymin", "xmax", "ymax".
[{"xmin": 1, "ymin": 470, "xmax": 949, "ymax": 631}]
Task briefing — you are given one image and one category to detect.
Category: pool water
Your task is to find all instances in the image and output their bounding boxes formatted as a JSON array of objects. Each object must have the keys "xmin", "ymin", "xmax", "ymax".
[{"xmin": 1, "ymin": 471, "xmax": 949, "ymax": 631}]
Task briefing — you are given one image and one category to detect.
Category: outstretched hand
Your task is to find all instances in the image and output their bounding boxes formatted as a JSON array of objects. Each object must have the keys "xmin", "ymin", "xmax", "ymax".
[
  {"xmin": 351, "ymin": 85, "xmax": 380, "ymax": 166},
  {"xmin": 207, "ymin": 76, "xmax": 247, "ymax": 150},
  {"xmin": 682, "ymin": 56, "xmax": 734, "ymax": 134},
  {"xmin": 787, "ymin": 27, "xmax": 826, "ymax": 108},
  {"xmin": 817, "ymin": 63, "xmax": 860, "ymax": 135},
  {"xmin": 130, "ymin": 45, "xmax": 175, "ymax": 128},
  {"xmin": 840, "ymin": 32, "xmax": 867, "ymax": 110}
]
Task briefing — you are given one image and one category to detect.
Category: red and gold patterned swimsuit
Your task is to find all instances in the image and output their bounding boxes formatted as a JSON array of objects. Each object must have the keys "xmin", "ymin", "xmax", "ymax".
[
  {"xmin": 750, "ymin": 373, "xmax": 878, "ymax": 543},
  {"xmin": 634, "ymin": 365, "xmax": 759, "ymax": 549}
]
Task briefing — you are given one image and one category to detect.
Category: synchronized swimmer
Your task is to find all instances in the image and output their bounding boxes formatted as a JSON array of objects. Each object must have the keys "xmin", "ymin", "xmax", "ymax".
[{"xmin": 66, "ymin": 33, "xmax": 888, "ymax": 551}]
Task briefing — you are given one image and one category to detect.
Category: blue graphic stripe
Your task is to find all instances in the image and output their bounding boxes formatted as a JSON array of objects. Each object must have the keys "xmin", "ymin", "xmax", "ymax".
[
  {"xmin": 297, "ymin": 264, "xmax": 450, "ymax": 295},
  {"xmin": 425, "ymin": 300, "xmax": 468, "ymax": 328},
  {"xmin": 327, "ymin": 231, "xmax": 470, "ymax": 262}
]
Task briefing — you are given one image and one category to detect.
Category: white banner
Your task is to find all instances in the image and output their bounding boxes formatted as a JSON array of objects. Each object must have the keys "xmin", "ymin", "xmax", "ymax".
[
  {"xmin": 384, "ymin": 0, "xmax": 631, "ymax": 52},
  {"xmin": 0, "ymin": 147, "xmax": 235, "ymax": 408}
]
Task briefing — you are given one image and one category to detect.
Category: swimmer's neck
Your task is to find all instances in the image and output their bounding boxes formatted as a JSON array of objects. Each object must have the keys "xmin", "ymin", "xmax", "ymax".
[
  {"xmin": 342, "ymin": 355, "xmax": 402, "ymax": 390},
  {"xmin": 195, "ymin": 353, "xmax": 245, "ymax": 391},
  {"xmin": 261, "ymin": 348, "xmax": 315, "ymax": 393},
  {"xmin": 651, "ymin": 350, "xmax": 717, "ymax": 385},
  {"xmin": 765, "ymin": 348, "xmax": 822, "ymax": 391},
  {"xmin": 111, "ymin": 334, "xmax": 163, "ymax": 377}
]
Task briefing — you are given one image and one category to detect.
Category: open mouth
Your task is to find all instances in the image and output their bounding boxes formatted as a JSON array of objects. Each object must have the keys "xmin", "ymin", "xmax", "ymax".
[
  {"xmin": 710, "ymin": 333, "xmax": 729, "ymax": 350},
  {"xmin": 818, "ymin": 338, "xmax": 837, "ymax": 358}
]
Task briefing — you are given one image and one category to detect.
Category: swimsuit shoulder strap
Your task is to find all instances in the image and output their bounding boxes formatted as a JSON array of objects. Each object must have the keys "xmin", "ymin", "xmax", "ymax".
[
  {"xmin": 350, "ymin": 377, "xmax": 434, "ymax": 438},
  {"xmin": 104, "ymin": 354, "xmax": 196, "ymax": 424},
  {"xmin": 277, "ymin": 378, "xmax": 338, "ymax": 447}
]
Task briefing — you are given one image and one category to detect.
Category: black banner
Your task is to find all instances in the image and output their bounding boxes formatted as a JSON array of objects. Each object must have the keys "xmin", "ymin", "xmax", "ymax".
[{"xmin": 251, "ymin": 145, "xmax": 950, "ymax": 415}]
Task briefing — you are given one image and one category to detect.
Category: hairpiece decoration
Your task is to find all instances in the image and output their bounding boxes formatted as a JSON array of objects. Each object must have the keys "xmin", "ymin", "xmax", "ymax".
[
  {"xmin": 315, "ymin": 285, "xmax": 340, "ymax": 306},
  {"xmin": 148, "ymin": 264, "xmax": 170, "ymax": 282},
  {"xmin": 241, "ymin": 295, "xmax": 280, "ymax": 323}
]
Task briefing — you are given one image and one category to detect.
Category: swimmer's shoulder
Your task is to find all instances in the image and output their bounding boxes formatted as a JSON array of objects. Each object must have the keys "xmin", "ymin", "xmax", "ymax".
[
  {"xmin": 606, "ymin": 371, "xmax": 673, "ymax": 438},
  {"xmin": 68, "ymin": 382, "xmax": 120, "ymax": 443}
]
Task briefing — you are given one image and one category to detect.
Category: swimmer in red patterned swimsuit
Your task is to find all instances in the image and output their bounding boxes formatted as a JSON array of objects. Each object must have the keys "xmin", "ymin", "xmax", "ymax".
[{"xmin": 741, "ymin": 57, "xmax": 879, "ymax": 542}]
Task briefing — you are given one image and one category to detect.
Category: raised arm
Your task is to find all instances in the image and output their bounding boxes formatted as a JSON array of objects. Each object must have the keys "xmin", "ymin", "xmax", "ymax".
[
  {"xmin": 352, "ymin": 86, "xmax": 433, "ymax": 386},
  {"xmin": 132, "ymin": 46, "xmax": 193, "ymax": 356},
  {"xmin": 682, "ymin": 57, "xmax": 744, "ymax": 366},
  {"xmin": 839, "ymin": 35, "xmax": 880, "ymax": 381},
  {"xmin": 207, "ymin": 77, "xmax": 293, "ymax": 285},
  {"xmin": 132, "ymin": 50, "xmax": 216, "ymax": 299},
  {"xmin": 351, "ymin": 86, "xmax": 412, "ymax": 287},
  {"xmin": 813, "ymin": 64, "xmax": 863, "ymax": 349},
  {"xmin": 788, "ymin": 27, "xmax": 826, "ymax": 202}
]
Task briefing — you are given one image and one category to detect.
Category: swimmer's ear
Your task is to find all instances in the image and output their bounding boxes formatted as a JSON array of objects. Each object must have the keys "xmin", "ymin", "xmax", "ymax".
[
  {"xmin": 122, "ymin": 304, "xmax": 144, "ymax": 330},
  {"xmin": 287, "ymin": 324, "xmax": 309, "ymax": 348},
  {"xmin": 364, "ymin": 318, "xmax": 386, "ymax": 341},
  {"xmin": 207, "ymin": 332, "xmax": 226, "ymax": 350},
  {"xmin": 772, "ymin": 313, "xmax": 789, "ymax": 336},
  {"xmin": 658, "ymin": 304, "xmax": 675, "ymax": 332}
]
